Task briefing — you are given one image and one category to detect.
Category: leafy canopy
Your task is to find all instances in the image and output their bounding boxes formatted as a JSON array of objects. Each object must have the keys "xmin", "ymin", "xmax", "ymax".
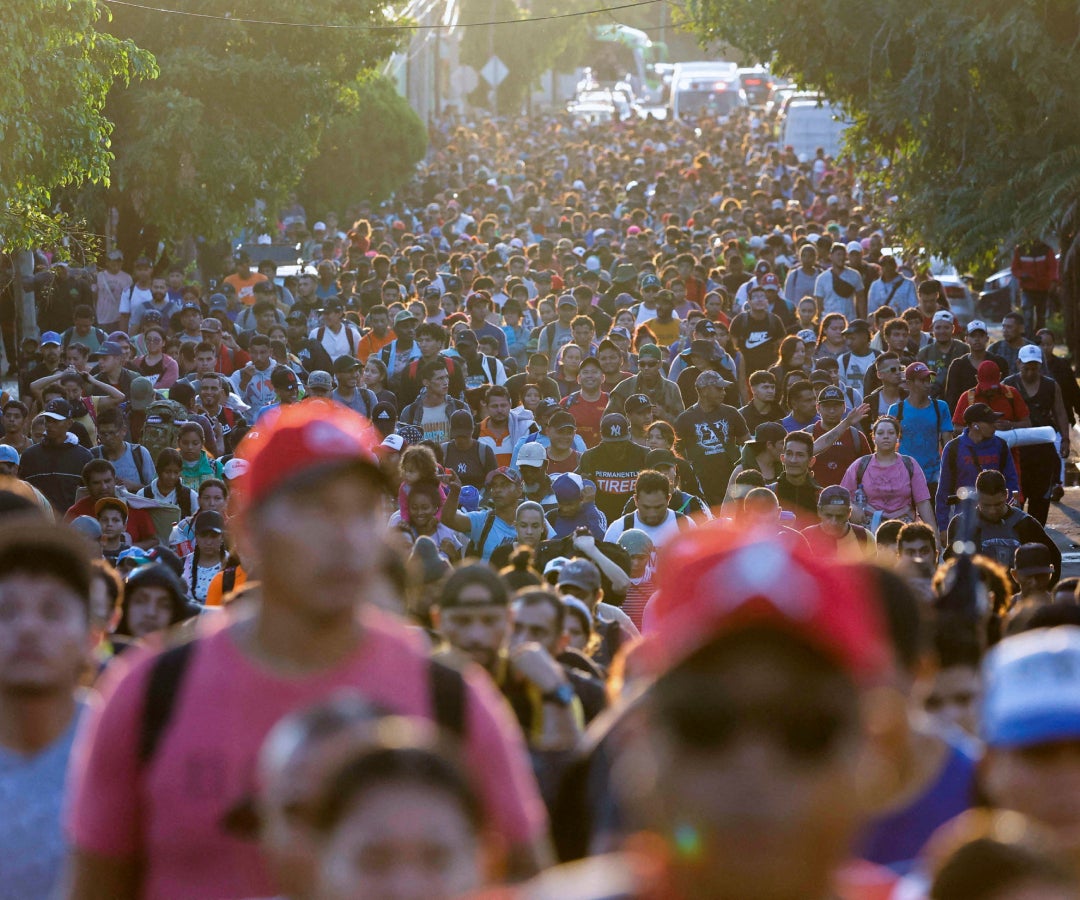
[
  {"xmin": 99, "ymin": 0, "xmax": 408, "ymax": 241},
  {"xmin": 685, "ymin": 0, "xmax": 1080, "ymax": 267},
  {"xmin": 0, "ymin": 0, "xmax": 156, "ymax": 250}
]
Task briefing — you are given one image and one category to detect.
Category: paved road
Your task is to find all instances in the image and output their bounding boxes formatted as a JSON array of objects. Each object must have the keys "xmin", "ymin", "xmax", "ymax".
[{"xmin": 1047, "ymin": 486, "xmax": 1080, "ymax": 579}]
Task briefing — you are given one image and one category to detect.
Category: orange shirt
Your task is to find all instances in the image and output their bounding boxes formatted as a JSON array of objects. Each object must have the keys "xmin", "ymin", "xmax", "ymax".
[
  {"xmin": 356, "ymin": 329, "xmax": 395, "ymax": 362},
  {"xmin": 204, "ymin": 565, "xmax": 247, "ymax": 606},
  {"xmin": 223, "ymin": 272, "xmax": 268, "ymax": 306}
]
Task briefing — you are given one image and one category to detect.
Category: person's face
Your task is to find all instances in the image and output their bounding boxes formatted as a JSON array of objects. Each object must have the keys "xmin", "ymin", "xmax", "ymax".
[
  {"xmin": 931, "ymin": 320, "xmax": 953, "ymax": 344},
  {"xmin": 396, "ymin": 320, "xmax": 417, "ymax": 342},
  {"xmin": 521, "ymin": 387, "xmax": 541, "ymax": 411},
  {"xmin": 873, "ymin": 421, "xmax": 899, "ymax": 453},
  {"xmin": 885, "ymin": 328, "xmax": 908, "ymax": 352},
  {"xmin": 800, "ymin": 246, "xmax": 817, "ymax": 268},
  {"xmin": 98, "ymin": 509, "xmax": 126, "ymax": 539},
  {"xmin": 158, "ymin": 464, "xmax": 181, "ymax": 493},
  {"xmin": 908, "ymin": 374, "xmax": 931, "ymax": 400},
  {"xmin": 256, "ymin": 309, "xmax": 277, "ymax": 333},
  {"xmin": 486, "ymin": 475, "xmax": 520, "ymax": 511},
  {"xmin": 424, "ymin": 368, "xmax": 450, "ymax": 399},
  {"xmin": 749, "ymin": 289, "xmax": 769, "ymax": 312},
  {"xmin": 752, "ymin": 380, "xmax": 776, "ymax": 404},
  {"xmin": 416, "ymin": 332, "xmax": 440, "ymax": 358},
  {"xmin": 515, "ymin": 509, "xmax": 545, "ymax": 547},
  {"xmin": 0, "ymin": 574, "xmax": 88, "ymax": 693},
  {"xmin": 438, "ymin": 593, "xmax": 509, "ymax": 671},
  {"xmin": 705, "ymin": 295, "xmax": 724, "ymax": 319},
  {"xmin": 792, "ymin": 390, "xmax": 817, "ymax": 421},
  {"xmin": 549, "ymin": 423, "xmax": 576, "ymax": 451},
  {"xmin": 813, "ymin": 400, "xmax": 844, "ymax": 430},
  {"xmin": 615, "ymin": 311, "xmax": 636, "ymax": 331},
  {"xmin": 646, "ymin": 428, "xmax": 670, "ymax": 450},
  {"xmin": 3, "ymin": 407, "xmax": 25, "ymax": 434},
  {"xmin": 179, "ymin": 429, "xmax": 203, "ymax": 461},
  {"xmin": 199, "ymin": 486, "xmax": 227, "ymax": 513},
  {"xmin": 967, "ymin": 330, "xmax": 988, "ymax": 353},
  {"xmin": 96, "ymin": 421, "xmax": 125, "ymax": 452},
  {"xmin": 44, "ymin": 415, "xmax": 71, "ymax": 444},
  {"xmin": 150, "ymin": 278, "xmax": 167, "ymax": 300},
  {"xmin": 486, "ymin": 395, "xmax": 510, "ymax": 424},
  {"xmin": 41, "ymin": 343, "xmax": 61, "ymax": 367},
  {"xmin": 59, "ymin": 378, "xmax": 82, "ymax": 403},
  {"xmin": 632, "ymin": 635, "xmax": 863, "ymax": 900},
  {"xmin": 564, "ymin": 614, "xmax": 587, "ymax": 650},
  {"xmin": 126, "ymin": 586, "xmax": 173, "ymax": 638},
  {"xmin": 830, "ymin": 247, "xmax": 847, "ymax": 268},
  {"xmin": 572, "ymin": 322, "xmax": 594, "ymax": 346},
  {"xmin": 468, "ymin": 301, "xmax": 489, "ymax": 321},
  {"xmin": 1040, "ymin": 332, "xmax": 1056, "ymax": 355},
  {"xmin": 1021, "ymin": 361, "xmax": 1042, "ymax": 381},
  {"xmin": 314, "ymin": 782, "xmax": 481, "ymax": 900},
  {"xmin": 560, "ymin": 346, "xmax": 583, "ymax": 373},
  {"xmin": 246, "ymin": 470, "xmax": 386, "ymax": 620},
  {"xmin": 983, "ymin": 741, "xmax": 1080, "ymax": 843},
  {"xmin": 637, "ymin": 489, "xmax": 671, "ymax": 527},
  {"xmin": 200, "ymin": 378, "xmax": 223, "ymax": 408},
  {"xmin": 195, "ymin": 351, "xmax": 217, "ymax": 376},
  {"xmin": 143, "ymin": 329, "xmax": 165, "ymax": 355},
  {"xmin": 845, "ymin": 330, "xmax": 870, "ymax": 353},
  {"xmin": 87, "ymin": 469, "xmax": 116, "ymax": 500},
  {"xmin": 977, "ymin": 490, "xmax": 1011, "ymax": 523},
  {"xmin": 597, "ymin": 347, "xmax": 621, "ymax": 374},
  {"xmin": 1002, "ymin": 317, "xmax": 1023, "ymax": 342},
  {"xmin": 249, "ymin": 344, "xmax": 272, "ymax": 369},
  {"xmin": 511, "ymin": 600, "xmax": 563, "ymax": 657},
  {"xmin": 898, "ymin": 537, "xmax": 935, "ymax": 563},
  {"xmin": 97, "ymin": 351, "xmax": 120, "ymax": 375},
  {"xmin": 577, "ymin": 364, "xmax": 602, "ymax": 393},
  {"xmin": 407, "ymin": 492, "xmax": 437, "ymax": 531},
  {"xmin": 697, "ymin": 384, "xmax": 726, "ymax": 411},
  {"xmin": 782, "ymin": 440, "xmax": 811, "ymax": 477},
  {"xmin": 879, "ymin": 359, "xmax": 902, "ymax": 386},
  {"xmin": 637, "ymin": 356, "xmax": 661, "ymax": 382},
  {"xmin": 818, "ymin": 504, "xmax": 850, "ymax": 537},
  {"xmin": 196, "ymin": 528, "xmax": 223, "ymax": 555}
]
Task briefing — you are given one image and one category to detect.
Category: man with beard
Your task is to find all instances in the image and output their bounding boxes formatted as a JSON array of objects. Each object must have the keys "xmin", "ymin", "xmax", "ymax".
[
  {"xmin": 675, "ymin": 371, "xmax": 749, "ymax": 507},
  {"xmin": 605, "ymin": 344, "xmax": 684, "ymax": 424},
  {"xmin": 282, "ymin": 308, "xmax": 333, "ymax": 375},
  {"xmin": 579, "ymin": 414, "xmax": 650, "ymax": 523}
]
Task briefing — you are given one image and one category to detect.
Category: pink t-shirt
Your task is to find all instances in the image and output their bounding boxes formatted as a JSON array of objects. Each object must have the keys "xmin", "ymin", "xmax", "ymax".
[
  {"xmin": 66, "ymin": 608, "xmax": 546, "ymax": 900},
  {"xmin": 841, "ymin": 454, "xmax": 930, "ymax": 517}
]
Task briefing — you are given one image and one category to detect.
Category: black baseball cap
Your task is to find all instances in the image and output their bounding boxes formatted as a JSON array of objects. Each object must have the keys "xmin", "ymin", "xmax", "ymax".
[
  {"xmin": 817, "ymin": 385, "xmax": 846, "ymax": 404},
  {"xmin": 842, "ymin": 319, "xmax": 871, "ymax": 335},
  {"xmin": 963, "ymin": 403, "xmax": 1004, "ymax": 425},
  {"xmin": 743, "ymin": 421, "xmax": 787, "ymax": 447}
]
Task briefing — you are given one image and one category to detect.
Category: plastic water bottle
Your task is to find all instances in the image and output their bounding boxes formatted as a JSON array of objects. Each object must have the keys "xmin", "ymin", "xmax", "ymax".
[{"xmin": 854, "ymin": 484, "xmax": 868, "ymax": 518}]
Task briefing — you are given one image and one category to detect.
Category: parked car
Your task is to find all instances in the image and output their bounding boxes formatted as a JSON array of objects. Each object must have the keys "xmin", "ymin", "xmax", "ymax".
[{"xmin": 978, "ymin": 267, "xmax": 1016, "ymax": 321}]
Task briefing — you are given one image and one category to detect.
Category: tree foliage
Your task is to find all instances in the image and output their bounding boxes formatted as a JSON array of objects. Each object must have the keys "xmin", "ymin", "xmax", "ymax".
[
  {"xmin": 684, "ymin": 0, "xmax": 1080, "ymax": 269},
  {"xmin": 460, "ymin": 0, "xmax": 589, "ymax": 113},
  {"xmin": 297, "ymin": 72, "xmax": 427, "ymax": 217},
  {"xmin": 0, "ymin": 0, "xmax": 156, "ymax": 251},
  {"xmin": 94, "ymin": 0, "xmax": 406, "ymax": 250}
]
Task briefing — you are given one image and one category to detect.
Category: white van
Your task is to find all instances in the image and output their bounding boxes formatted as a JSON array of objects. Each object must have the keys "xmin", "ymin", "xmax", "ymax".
[
  {"xmin": 780, "ymin": 95, "xmax": 850, "ymax": 162},
  {"xmin": 668, "ymin": 61, "xmax": 745, "ymax": 121}
]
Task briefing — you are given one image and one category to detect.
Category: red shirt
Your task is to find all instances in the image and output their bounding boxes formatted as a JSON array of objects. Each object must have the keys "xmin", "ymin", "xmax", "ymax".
[
  {"xmin": 64, "ymin": 496, "xmax": 158, "ymax": 544},
  {"xmin": 546, "ymin": 449, "xmax": 581, "ymax": 475},
  {"xmin": 561, "ymin": 391, "xmax": 609, "ymax": 448}
]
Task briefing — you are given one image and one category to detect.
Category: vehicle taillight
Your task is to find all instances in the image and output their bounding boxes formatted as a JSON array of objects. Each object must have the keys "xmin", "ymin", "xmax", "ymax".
[
  {"xmin": 745, "ymin": 78, "xmax": 761, "ymax": 85},
  {"xmin": 944, "ymin": 287, "xmax": 964, "ymax": 298}
]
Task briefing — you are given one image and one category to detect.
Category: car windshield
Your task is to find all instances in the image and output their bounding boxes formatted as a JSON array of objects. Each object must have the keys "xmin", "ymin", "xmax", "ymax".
[{"xmin": 678, "ymin": 89, "xmax": 739, "ymax": 116}]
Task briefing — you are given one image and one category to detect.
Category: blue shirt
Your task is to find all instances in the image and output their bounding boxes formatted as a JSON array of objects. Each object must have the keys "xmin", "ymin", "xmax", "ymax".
[
  {"xmin": 888, "ymin": 399, "xmax": 953, "ymax": 484},
  {"xmin": 780, "ymin": 413, "xmax": 820, "ymax": 433}
]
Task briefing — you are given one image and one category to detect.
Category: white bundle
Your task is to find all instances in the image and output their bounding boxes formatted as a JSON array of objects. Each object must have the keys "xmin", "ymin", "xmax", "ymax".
[{"xmin": 998, "ymin": 426, "xmax": 1058, "ymax": 449}]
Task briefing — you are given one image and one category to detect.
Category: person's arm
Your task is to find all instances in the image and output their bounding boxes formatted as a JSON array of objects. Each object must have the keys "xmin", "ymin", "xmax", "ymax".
[
  {"xmin": 29, "ymin": 367, "xmax": 67, "ymax": 397},
  {"xmin": 812, "ymin": 403, "xmax": 870, "ymax": 455},
  {"xmin": 1053, "ymin": 382, "xmax": 1071, "ymax": 457},
  {"xmin": 86, "ymin": 373, "xmax": 124, "ymax": 401},
  {"xmin": 508, "ymin": 645, "xmax": 583, "ymax": 751},
  {"xmin": 571, "ymin": 531, "xmax": 629, "ymax": 594},
  {"xmin": 916, "ymin": 498, "xmax": 935, "ymax": 527},
  {"xmin": 438, "ymin": 472, "xmax": 472, "ymax": 533},
  {"xmin": 935, "ymin": 444, "xmax": 953, "ymax": 533}
]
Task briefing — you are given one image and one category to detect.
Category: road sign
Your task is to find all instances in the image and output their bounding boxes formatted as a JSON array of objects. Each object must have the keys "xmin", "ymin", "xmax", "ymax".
[
  {"xmin": 449, "ymin": 65, "xmax": 479, "ymax": 96},
  {"xmin": 480, "ymin": 55, "xmax": 509, "ymax": 87}
]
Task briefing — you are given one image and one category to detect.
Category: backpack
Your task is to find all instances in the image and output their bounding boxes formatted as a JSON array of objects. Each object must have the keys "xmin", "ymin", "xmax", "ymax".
[
  {"xmin": 137, "ymin": 638, "xmax": 467, "ymax": 767},
  {"xmin": 93, "ymin": 442, "xmax": 153, "ymax": 486},
  {"xmin": 855, "ymin": 453, "xmax": 917, "ymax": 512},
  {"xmin": 140, "ymin": 399, "xmax": 187, "ymax": 465},
  {"xmin": 316, "ymin": 324, "xmax": 357, "ymax": 357},
  {"xmin": 140, "ymin": 483, "xmax": 192, "ymax": 520},
  {"xmin": 895, "ymin": 398, "xmax": 942, "ymax": 436},
  {"xmin": 944, "ymin": 438, "xmax": 1010, "ymax": 489},
  {"xmin": 619, "ymin": 510, "xmax": 692, "ymax": 534}
]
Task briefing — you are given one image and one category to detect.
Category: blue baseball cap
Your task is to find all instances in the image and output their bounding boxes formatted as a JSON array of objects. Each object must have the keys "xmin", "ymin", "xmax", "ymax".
[
  {"xmin": 0, "ymin": 445, "xmax": 19, "ymax": 465},
  {"xmin": 39, "ymin": 331, "xmax": 62, "ymax": 346},
  {"xmin": 982, "ymin": 626, "xmax": 1080, "ymax": 748},
  {"xmin": 459, "ymin": 485, "xmax": 480, "ymax": 512}
]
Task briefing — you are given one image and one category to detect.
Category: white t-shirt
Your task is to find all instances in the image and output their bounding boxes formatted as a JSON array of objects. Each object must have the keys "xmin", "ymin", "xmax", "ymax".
[
  {"xmin": 118, "ymin": 284, "xmax": 152, "ymax": 315},
  {"xmin": 604, "ymin": 508, "xmax": 692, "ymax": 548}
]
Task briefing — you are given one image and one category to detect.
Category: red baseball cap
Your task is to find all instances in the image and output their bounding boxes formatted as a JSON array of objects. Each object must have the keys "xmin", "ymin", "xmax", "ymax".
[
  {"xmin": 904, "ymin": 361, "xmax": 932, "ymax": 380},
  {"xmin": 234, "ymin": 403, "xmax": 381, "ymax": 514},
  {"xmin": 759, "ymin": 273, "xmax": 781, "ymax": 290},
  {"xmin": 641, "ymin": 523, "xmax": 891, "ymax": 683}
]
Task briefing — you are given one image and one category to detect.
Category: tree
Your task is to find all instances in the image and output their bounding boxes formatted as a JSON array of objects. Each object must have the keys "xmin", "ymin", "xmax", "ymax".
[
  {"xmin": 460, "ymin": 0, "xmax": 588, "ymax": 113},
  {"xmin": 297, "ymin": 72, "xmax": 427, "ymax": 217},
  {"xmin": 686, "ymin": 0, "xmax": 1080, "ymax": 350},
  {"xmin": 0, "ymin": 0, "xmax": 155, "ymax": 251},
  {"xmin": 88, "ymin": 0, "xmax": 405, "ymax": 257}
]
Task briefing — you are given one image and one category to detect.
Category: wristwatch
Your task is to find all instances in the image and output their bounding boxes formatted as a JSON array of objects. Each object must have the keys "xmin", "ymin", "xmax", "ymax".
[{"xmin": 541, "ymin": 681, "xmax": 575, "ymax": 707}]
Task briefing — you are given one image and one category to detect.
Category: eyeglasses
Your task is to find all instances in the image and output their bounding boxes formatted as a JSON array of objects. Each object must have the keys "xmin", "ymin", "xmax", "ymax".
[
  {"xmin": 879, "ymin": 367, "xmax": 900, "ymax": 375},
  {"xmin": 638, "ymin": 360, "xmax": 660, "ymax": 368}
]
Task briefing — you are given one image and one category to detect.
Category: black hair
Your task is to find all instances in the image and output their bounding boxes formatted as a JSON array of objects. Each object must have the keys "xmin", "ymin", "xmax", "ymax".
[
  {"xmin": 440, "ymin": 562, "xmax": 509, "ymax": 606},
  {"xmin": 0, "ymin": 520, "xmax": 91, "ymax": 615},
  {"xmin": 512, "ymin": 587, "xmax": 566, "ymax": 634},
  {"xmin": 931, "ymin": 837, "xmax": 1075, "ymax": 899},
  {"xmin": 116, "ymin": 563, "xmax": 193, "ymax": 637},
  {"xmin": 82, "ymin": 458, "xmax": 116, "ymax": 484},
  {"xmin": 861, "ymin": 563, "xmax": 925, "ymax": 675},
  {"xmin": 975, "ymin": 469, "xmax": 1007, "ymax": 495},
  {"xmin": 635, "ymin": 469, "xmax": 672, "ymax": 498}
]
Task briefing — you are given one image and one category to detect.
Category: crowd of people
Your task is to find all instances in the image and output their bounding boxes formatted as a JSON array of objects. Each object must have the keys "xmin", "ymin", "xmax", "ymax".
[{"xmin": 3, "ymin": 107, "xmax": 1080, "ymax": 900}]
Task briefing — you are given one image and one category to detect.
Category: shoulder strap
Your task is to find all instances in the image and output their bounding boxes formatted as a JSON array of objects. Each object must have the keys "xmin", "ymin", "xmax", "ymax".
[
  {"xmin": 856, "ymin": 455, "xmax": 871, "ymax": 488},
  {"xmin": 139, "ymin": 640, "xmax": 197, "ymax": 765},
  {"xmin": 428, "ymin": 658, "xmax": 467, "ymax": 736},
  {"xmin": 896, "ymin": 399, "xmax": 904, "ymax": 423},
  {"xmin": 347, "ymin": 327, "xmax": 356, "ymax": 355},
  {"xmin": 484, "ymin": 356, "xmax": 497, "ymax": 383},
  {"xmin": 133, "ymin": 443, "xmax": 152, "ymax": 485},
  {"xmin": 476, "ymin": 510, "xmax": 498, "ymax": 553},
  {"xmin": 222, "ymin": 566, "xmax": 237, "ymax": 595},
  {"xmin": 316, "ymin": 325, "xmax": 325, "ymax": 342}
]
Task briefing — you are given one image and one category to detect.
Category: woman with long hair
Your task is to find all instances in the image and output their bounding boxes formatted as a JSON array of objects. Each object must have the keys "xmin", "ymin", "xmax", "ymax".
[
  {"xmin": 841, "ymin": 415, "xmax": 934, "ymax": 530},
  {"xmin": 180, "ymin": 509, "xmax": 229, "ymax": 603},
  {"xmin": 132, "ymin": 326, "xmax": 180, "ymax": 388},
  {"xmin": 815, "ymin": 312, "xmax": 849, "ymax": 361},
  {"xmin": 362, "ymin": 357, "xmax": 397, "ymax": 406},
  {"xmin": 769, "ymin": 334, "xmax": 809, "ymax": 385}
]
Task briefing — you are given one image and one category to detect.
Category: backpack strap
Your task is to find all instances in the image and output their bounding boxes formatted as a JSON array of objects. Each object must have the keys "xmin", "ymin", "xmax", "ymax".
[
  {"xmin": 855, "ymin": 455, "xmax": 872, "ymax": 489},
  {"xmin": 221, "ymin": 566, "xmax": 237, "ymax": 596},
  {"xmin": 138, "ymin": 639, "xmax": 197, "ymax": 765},
  {"xmin": 133, "ymin": 443, "xmax": 152, "ymax": 486},
  {"xmin": 474, "ymin": 510, "xmax": 498, "ymax": 557},
  {"xmin": 896, "ymin": 399, "xmax": 904, "ymax": 424},
  {"xmin": 623, "ymin": 512, "xmax": 635, "ymax": 532},
  {"xmin": 428, "ymin": 658, "xmax": 467, "ymax": 736}
]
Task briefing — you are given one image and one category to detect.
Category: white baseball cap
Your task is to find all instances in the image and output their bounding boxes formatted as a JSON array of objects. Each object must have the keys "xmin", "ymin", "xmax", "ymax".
[
  {"xmin": 932, "ymin": 310, "xmax": 955, "ymax": 325},
  {"xmin": 966, "ymin": 320, "xmax": 988, "ymax": 334},
  {"xmin": 516, "ymin": 442, "xmax": 548, "ymax": 468},
  {"xmin": 1018, "ymin": 344, "xmax": 1043, "ymax": 365}
]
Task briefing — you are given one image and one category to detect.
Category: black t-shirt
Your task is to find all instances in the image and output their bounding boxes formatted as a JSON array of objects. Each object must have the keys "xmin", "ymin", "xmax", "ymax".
[
  {"xmin": 441, "ymin": 439, "xmax": 496, "ymax": 489},
  {"xmin": 729, "ymin": 311, "xmax": 786, "ymax": 375},
  {"xmin": 739, "ymin": 400, "xmax": 783, "ymax": 432},
  {"xmin": 675, "ymin": 403, "xmax": 749, "ymax": 506},
  {"xmin": 579, "ymin": 441, "xmax": 650, "ymax": 522}
]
